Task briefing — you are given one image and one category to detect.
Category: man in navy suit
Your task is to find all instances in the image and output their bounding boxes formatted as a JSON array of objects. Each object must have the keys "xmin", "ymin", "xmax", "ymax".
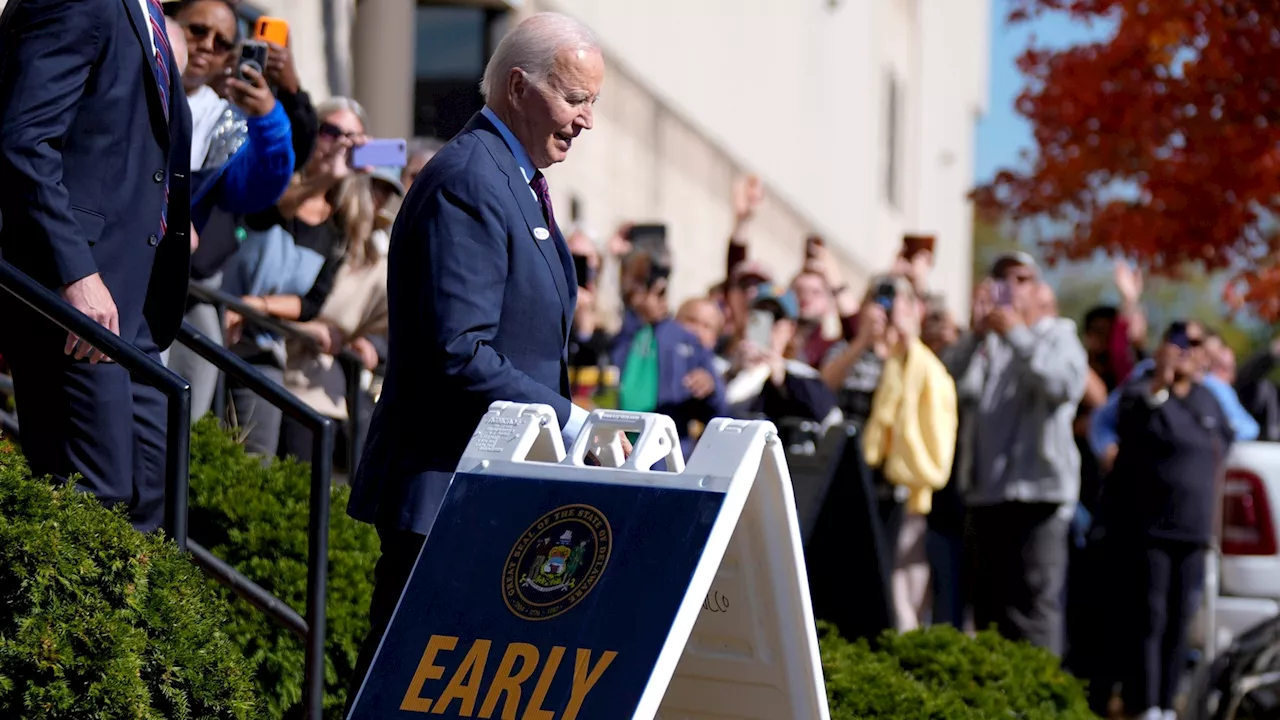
[
  {"xmin": 0, "ymin": 0, "xmax": 192, "ymax": 532},
  {"xmin": 344, "ymin": 11, "xmax": 606, "ymax": 703}
]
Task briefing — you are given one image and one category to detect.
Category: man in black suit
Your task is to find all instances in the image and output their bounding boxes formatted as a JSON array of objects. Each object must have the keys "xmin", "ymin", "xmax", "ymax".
[
  {"xmin": 344, "ymin": 11, "xmax": 607, "ymax": 706},
  {"xmin": 0, "ymin": 0, "xmax": 193, "ymax": 532}
]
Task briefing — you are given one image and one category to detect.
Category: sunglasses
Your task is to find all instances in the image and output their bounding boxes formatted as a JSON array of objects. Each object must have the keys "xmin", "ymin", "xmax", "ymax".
[
  {"xmin": 182, "ymin": 22, "xmax": 236, "ymax": 55},
  {"xmin": 318, "ymin": 123, "xmax": 360, "ymax": 142}
]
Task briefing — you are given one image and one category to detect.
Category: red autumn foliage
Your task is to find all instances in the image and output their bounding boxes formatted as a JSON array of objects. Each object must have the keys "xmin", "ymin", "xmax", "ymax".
[{"xmin": 973, "ymin": 0, "xmax": 1280, "ymax": 317}]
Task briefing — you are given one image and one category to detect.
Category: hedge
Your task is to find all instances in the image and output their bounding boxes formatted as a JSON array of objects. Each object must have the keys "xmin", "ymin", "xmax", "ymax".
[
  {"xmin": 188, "ymin": 418, "xmax": 380, "ymax": 719},
  {"xmin": 0, "ymin": 443, "xmax": 258, "ymax": 719},
  {"xmin": 819, "ymin": 622, "xmax": 1098, "ymax": 719}
]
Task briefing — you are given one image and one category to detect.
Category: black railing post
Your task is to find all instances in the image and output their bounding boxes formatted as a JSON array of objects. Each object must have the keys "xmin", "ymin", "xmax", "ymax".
[
  {"xmin": 305, "ymin": 418, "xmax": 334, "ymax": 719},
  {"xmin": 165, "ymin": 381, "xmax": 193, "ymax": 550},
  {"xmin": 175, "ymin": 322, "xmax": 334, "ymax": 720}
]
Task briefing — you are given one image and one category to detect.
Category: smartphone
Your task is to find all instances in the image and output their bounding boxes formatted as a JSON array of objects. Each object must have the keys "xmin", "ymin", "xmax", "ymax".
[
  {"xmin": 647, "ymin": 261, "xmax": 670, "ymax": 289},
  {"xmin": 805, "ymin": 235, "xmax": 823, "ymax": 258},
  {"xmin": 873, "ymin": 280, "xmax": 896, "ymax": 313},
  {"xmin": 992, "ymin": 279, "xmax": 1013, "ymax": 307},
  {"xmin": 252, "ymin": 16, "xmax": 290, "ymax": 46},
  {"xmin": 572, "ymin": 254, "xmax": 593, "ymax": 286},
  {"xmin": 746, "ymin": 309, "xmax": 774, "ymax": 350},
  {"xmin": 1166, "ymin": 321, "xmax": 1190, "ymax": 350},
  {"xmin": 351, "ymin": 138, "xmax": 408, "ymax": 168},
  {"xmin": 626, "ymin": 224, "xmax": 667, "ymax": 254},
  {"xmin": 236, "ymin": 40, "xmax": 268, "ymax": 82}
]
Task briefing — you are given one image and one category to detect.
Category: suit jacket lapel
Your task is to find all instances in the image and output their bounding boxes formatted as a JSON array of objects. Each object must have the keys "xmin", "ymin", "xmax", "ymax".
[
  {"xmin": 120, "ymin": 0, "xmax": 170, "ymax": 138},
  {"xmin": 467, "ymin": 113, "xmax": 573, "ymax": 335}
]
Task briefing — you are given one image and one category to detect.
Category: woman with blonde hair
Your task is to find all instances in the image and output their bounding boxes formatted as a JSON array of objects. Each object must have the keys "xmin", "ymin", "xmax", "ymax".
[
  {"xmin": 220, "ymin": 97, "xmax": 377, "ymax": 457},
  {"xmin": 858, "ymin": 274, "xmax": 959, "ymax": 630}
]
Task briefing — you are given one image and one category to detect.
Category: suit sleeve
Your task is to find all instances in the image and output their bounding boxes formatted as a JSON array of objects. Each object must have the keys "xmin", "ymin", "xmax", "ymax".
[
  {"xmin": 423, "ymin": 182, "xmax": 573, "ymax": 427},
  {"xmin": 0, "ymin": 0, "xmax": 106, "ymax": 286}
]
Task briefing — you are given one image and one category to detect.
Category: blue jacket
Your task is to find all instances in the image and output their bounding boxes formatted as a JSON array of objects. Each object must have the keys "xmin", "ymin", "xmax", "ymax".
[
  {"xmin": 349, "ymin": 111, "xmax": 578, "ymax": 535},
  {"xmin": 190, "ymin": 102, "xmax": 294, "ymax": 234},
  {"xmin": 612, "ymin": 311, "xmax": 728, "ymax": 457},
  {"xmin": 1090, "ymin": 357, "xmax": 1259, "ymax": 455}
]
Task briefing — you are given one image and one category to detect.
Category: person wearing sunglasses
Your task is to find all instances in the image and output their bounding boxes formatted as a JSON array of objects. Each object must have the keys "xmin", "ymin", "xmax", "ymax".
[
  {"xmin": 160, "ymin": 0, "xmax": 295, "ymax": 424},
  {"xmin": 1090, "ymin": 318, "xmax": 1258, "ymax": 473},
  {"xmin": 1087, "ymin": 320, "xmax": 1234, "ymax": 720}
]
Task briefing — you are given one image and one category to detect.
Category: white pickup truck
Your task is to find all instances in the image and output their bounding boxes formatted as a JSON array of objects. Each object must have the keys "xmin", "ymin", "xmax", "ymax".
[{"xmin": 1197, "ymin": 441, "xmax": 1280, "ymax": 655}]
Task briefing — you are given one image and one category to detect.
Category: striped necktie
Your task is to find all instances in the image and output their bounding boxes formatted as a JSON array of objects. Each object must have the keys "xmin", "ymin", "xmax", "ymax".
[{"xmin": 144, "ymin": 0, "xmax": 171, "ymax": 235}]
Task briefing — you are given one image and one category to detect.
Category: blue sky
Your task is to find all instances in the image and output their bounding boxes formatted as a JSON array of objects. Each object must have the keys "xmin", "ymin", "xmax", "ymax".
[{"xmin": 975, "ymin": 3, "xmax": 1113, "ymax": 183}]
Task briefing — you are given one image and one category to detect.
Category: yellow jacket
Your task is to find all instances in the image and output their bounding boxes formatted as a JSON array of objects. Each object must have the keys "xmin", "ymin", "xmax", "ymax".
[{"xmin": 862, "ymin": 338, "xmax": 958, "ymax": 515}]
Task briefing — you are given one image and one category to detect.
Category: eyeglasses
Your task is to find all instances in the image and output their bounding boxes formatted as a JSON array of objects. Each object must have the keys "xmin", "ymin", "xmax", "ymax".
[
  {"xmin": 318, "ymin": 123, "xmax": 360, "ymax": 142},
  {"xmin": 182, "ymin": 21, "xmax": 236, "ymax": 55}
]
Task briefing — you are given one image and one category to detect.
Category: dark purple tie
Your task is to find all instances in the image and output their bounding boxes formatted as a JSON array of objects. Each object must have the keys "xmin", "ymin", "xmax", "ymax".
[
  {"xmin": 145, "ymin": 0, "xmax": 170, "ymax": 235},
  {"xmin": 530, "ymin": 171, "xmax": 556, "ymax": 232}
]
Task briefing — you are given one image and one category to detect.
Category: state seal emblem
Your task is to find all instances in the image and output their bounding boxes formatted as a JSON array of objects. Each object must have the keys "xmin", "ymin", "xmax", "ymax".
[{"xmin": 502, "ymin": 504, "xmax": 612, "ymax": 621}]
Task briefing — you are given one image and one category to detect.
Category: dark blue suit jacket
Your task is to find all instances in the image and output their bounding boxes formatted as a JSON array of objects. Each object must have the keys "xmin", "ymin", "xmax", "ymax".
[
  {"xmin": 0, "ymin": 0, "xmax": 192, "ymax": 351},
  {"xmin": 349, "ymin": 112, "xmax": 577, "ymax": 535}
]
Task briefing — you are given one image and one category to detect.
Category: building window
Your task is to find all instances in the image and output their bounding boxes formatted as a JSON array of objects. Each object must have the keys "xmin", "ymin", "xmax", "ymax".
[
  {"xmin": 885, "ymin": 70, "xmax": 901, "ymax": 208},
  {"xmin": 414, "ymin": 4, "xmax": 506, "ymax": 140}
]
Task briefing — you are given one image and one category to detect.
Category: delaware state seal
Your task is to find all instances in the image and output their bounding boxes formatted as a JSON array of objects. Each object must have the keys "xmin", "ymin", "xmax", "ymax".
[{"xmin": 502, "ymin": 504, "xmax": 612, "ymax": 621}]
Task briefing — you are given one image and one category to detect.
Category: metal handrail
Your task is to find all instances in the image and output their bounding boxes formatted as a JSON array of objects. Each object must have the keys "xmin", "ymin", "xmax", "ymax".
[
  {"xmin": 0, "ymin": 260, "xmax": 192, "ymax": 545},
  {"xmin": 0, "ymin": 260, "xmax": 332, "ymax": 719},
  {"xmin": 176, "ymin": 324, "xmax": 333, "ymax": 715},
  {"xmin": 187, "ymin": 282, "xmax": 373, "ymax": 471}
]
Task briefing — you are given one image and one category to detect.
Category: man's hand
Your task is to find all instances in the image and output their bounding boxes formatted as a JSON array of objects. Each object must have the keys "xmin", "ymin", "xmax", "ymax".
[
  {"xmin": 856, "ymin": 302, "xmax": 888, "ymax": 344},
  {"xmin": 263, "ymin": 41, "xmax": 300, "ymax": 95},
  {"xmin": 349, "ymin": 336, "xmax": 379, "ymax": 370},
  {"xmin": 190, "ymin": 222, "xmax": 200, "ymax": 252},
  {"xmin": 987, "ymin": 306, "xmax": 1022, "ymax": 336},
  {"xmin": 971, "ymin": 280, "xmax": 994, "ymax": 334},
  {"xmin": 683, "ymin": 368, "xmax": 716, "ymax": 399},
  {"xmin": 1099, "ymin": 443, "xmax": 1119, "ymax": 474},
  {"xmin": 225, "ymin": 65, "xmax": 276, "ymax": 118},
  {"xmin": 1151, "ymin": 344, "xmax": 1178, "ymax": 394},
  {"xmin": 1114, "ymin": 259, "xmax": 1143, "ymax": 304},
  {"xmin": 60, "ymin": 273, "xmax": 118, "ymax": 363},
  {"xmin": 731, "ymin": 174, "xmax": 764, "ymax": 222}
]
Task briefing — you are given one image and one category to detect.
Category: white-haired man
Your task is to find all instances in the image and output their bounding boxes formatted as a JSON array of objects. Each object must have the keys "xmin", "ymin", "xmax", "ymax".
[{"xmin": 343, "ymin": 11, "xmax": 605, "ymax": 704}]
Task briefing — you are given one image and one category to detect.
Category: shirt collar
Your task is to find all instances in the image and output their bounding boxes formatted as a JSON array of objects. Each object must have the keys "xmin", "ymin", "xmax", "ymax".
[{"xmin": 481, "ymin": 106, "xmax": 536, "ymax": 185}]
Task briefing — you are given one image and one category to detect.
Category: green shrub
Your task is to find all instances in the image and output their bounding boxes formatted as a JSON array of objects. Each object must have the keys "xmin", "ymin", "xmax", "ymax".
[
  {"xmin": 0, "ymin": 444, "xmax": 259, "ymax": 719},
  {"xmin": 819, "ymin": 622, "xmax": 1097, "ymax": 719},
  {"xmin": 188, "ymin": 419, "xmax": 380, "ymax": 720}
]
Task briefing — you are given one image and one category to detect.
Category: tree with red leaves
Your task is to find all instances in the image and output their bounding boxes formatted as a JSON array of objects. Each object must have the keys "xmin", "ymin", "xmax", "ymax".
[{"xmin": 973, "ymin": 0, "xmax": 1280, "ymax": 318}]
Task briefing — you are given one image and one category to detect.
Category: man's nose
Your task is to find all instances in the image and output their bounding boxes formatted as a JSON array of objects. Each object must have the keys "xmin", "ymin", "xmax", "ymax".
[{"xmin": 576, "ymin": 105, "xmax": 594, "ymax": 131}]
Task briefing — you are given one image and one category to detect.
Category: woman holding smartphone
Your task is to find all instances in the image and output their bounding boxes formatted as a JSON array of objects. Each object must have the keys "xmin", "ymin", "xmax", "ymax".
[{"xmin": 219, "ymin": 98, "xmax": 378, "ymax": 458}]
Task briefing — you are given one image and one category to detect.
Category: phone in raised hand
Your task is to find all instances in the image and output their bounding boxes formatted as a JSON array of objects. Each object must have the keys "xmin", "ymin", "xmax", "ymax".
[{"xmin": 350, "ymin": 138, "xmax": 408, "ymax": 168}]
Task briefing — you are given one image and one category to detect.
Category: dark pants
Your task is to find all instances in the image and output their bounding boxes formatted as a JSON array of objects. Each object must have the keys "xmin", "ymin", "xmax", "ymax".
[
  {"xmin": 8, "ymin": 320, "xmax": 168, "ymax": 532},
  {"xmin": 344, "ymin": 527, "xmax": 427, "ymax": 715},
  {"xmin": 228, "ymin": 364, "xmax": 284, "ymax": 457},
  {"xmin": 1119, "ymin": 539, "xmax": 1205, "ymax": 713},
  {"xmin": 966, "ymin": 502, "xmax": 1069, "ymax": 654}
]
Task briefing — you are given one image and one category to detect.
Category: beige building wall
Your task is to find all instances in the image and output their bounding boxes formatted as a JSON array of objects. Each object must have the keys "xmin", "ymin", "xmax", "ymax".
[{"xmin": 149, "ymin": 0, "xmax": 988, "ymax": 313}]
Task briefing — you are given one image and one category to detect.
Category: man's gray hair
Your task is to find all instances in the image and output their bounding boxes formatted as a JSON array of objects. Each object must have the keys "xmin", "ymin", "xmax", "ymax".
[{"xmin": 480, "ymin": 12, "xmax": 600, "ymax": 102}]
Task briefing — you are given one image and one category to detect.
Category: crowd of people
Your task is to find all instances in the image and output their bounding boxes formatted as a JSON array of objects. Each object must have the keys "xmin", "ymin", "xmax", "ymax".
[
  {"xmin": 566, "ymin": 173, "xmax": 1280, "ymax": 720},
  {"xmin": 1, "ymin": 2, "xmax": 1273, "ymax": 719}
]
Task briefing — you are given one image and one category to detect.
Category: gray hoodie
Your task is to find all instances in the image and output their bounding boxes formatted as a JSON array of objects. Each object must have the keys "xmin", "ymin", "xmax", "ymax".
[{"xmin": 946, "ymin": 317, "xmax": 1087, "ymax": 510}]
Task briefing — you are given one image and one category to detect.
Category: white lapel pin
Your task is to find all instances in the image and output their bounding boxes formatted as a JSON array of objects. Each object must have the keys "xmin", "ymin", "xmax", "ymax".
[{"xmin": 533, "ymin": 227, "xmax": 551, "ymax": 240}]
